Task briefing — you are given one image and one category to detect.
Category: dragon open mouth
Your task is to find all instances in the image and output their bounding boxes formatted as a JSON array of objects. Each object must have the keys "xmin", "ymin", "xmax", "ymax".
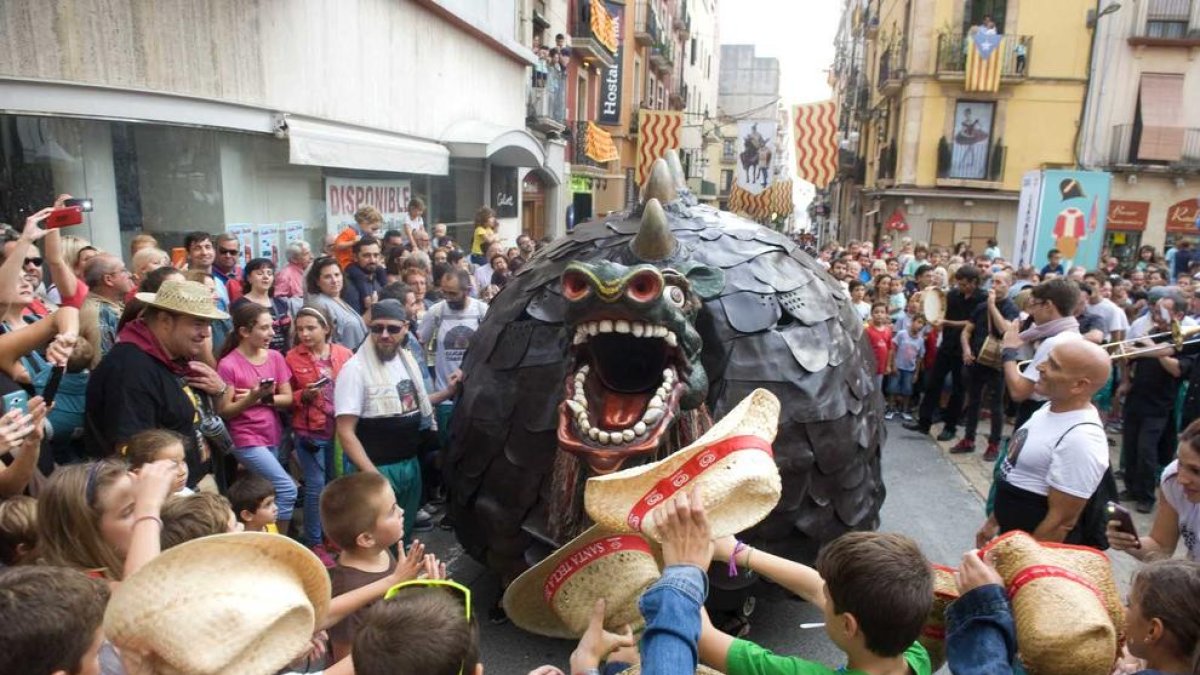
[{"xmin": 557, "ymin": 318, "xmax": 685, "ymax": 473}]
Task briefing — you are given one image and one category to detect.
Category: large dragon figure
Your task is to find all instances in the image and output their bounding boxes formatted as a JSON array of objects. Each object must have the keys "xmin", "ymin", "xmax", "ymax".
[{"xmin": 445, "ymin": 152, "xmax": 885, "ymax": 593}]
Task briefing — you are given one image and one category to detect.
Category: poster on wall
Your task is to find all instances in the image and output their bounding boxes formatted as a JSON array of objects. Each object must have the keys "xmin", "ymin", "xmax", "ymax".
[
  {"xmin": 1033, "ymin": 170, "xmax": 1111, "ymax": 272},
  {"xmin": 491, "ymin": 166, "xmax": 519, "ymax": 218},
  {"xmin": 284, "ymin": 221, "xmax": 306, "ymax": 247},
  {"xmin": 597, "ymin": 1, "xmax": 625, "ymax": 125},
  {"xmin": 735, "ymin": 119, "xmax": 778, "ymax": 195},
  {"xmin": 950, "ymin": 101, "xmax": 994, "ymax": 180},
  {"xmin": 1013, "ymin": 171, "xmax": 1043, "ymax": 268},
  {"xmin": 324, "ymin": 177, "xmax": 412, "ymax": 235},
  {"xmin": 225, "ymin": 223, "xmax": 255, "ymax": 268},
  {"xmin": 257, "ymin": 224, "xmax": 280, "ymax": 265}
]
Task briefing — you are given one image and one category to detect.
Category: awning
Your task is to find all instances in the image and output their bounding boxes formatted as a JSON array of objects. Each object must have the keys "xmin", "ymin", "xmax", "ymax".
[
  {"xmin": 282, "ymin": 115, "xmax": 449, "ymax": 175},
  {"xmin": 1138, "ymin": 73, "xmax": 1184, "ymax": 162},
  {"xmin": 441, "ymin": 120, "xmax": 546, "ymax": 167}
]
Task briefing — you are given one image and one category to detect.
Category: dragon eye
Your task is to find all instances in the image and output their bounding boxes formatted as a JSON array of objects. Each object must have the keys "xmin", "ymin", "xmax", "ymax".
[
  {"xmin": 562, "ymin": 271, "xmax": 591, "ymax": 302},
  {"xmin": 666, "ymin": 285, "xmax": 686, "ymax": 307},
  {"xmin": 626, "ymin": 271, "xmax": 663, "ymax": 303}
]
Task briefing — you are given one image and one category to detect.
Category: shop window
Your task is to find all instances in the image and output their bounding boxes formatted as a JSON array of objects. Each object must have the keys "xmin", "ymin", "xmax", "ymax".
[{"xmin": 928, "ymin": 219, "xmax": 997, "ymax": 254}]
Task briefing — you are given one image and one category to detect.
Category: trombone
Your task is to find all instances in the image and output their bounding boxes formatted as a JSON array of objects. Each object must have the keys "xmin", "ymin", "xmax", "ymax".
[{"xmin": 1015, "ymin": 321, "xmax": 1200, "ymax": 368}]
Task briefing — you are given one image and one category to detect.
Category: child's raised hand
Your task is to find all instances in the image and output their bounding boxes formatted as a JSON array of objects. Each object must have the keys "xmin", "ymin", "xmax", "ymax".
[
  {"xmin": 568, "ymin": 598, "xmax": 635, "ymax": 673},
  {"xmin": 955, "ymin": 549, "xmax": 1003, "ymax": 595},
  {"xmin": 392, "ymin": 539, "xmax": 426, "ymax": 583},
  {"xmin": 421, "ymin": 553, "xmax": 447, "ymax": 580},
  {"xmin": 654, "ymin": 486, "xmax": 714, "ymax": 570}
]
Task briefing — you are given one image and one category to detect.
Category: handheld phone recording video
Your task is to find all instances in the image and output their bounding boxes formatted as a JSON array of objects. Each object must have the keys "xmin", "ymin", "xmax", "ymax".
[
  {"xmin": 1105, "ymin": 501, "xmax": 1140, "ymax": 547},
  {"xmin": 42, "ymin": 366, "xmax": 66, "ymax": 407},
  {"xmin": 45, "ymin": 207, "xmax": 83, "ymax": 230},
  {"xmin": 63, "ymin": 197, "xmax": 94, "ymax": 212},
  {"xmin": 2, "ymin": 390, "xmax": 29, "ymax": 414}
]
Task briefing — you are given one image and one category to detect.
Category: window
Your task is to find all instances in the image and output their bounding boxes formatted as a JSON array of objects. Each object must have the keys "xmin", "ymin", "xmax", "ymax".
[
  {"xmin": 964, "ymin": 0, "xmax": 1006, "ymax": 33},
  {"xmin": 1135, "ymin": 73, "xmax": 1185, "ymax": 161},
  {"xmin": 720, "ymin": 169, "xmax": 734, "ymax": 194},
  {"xmin": 948, "ymin": 100, "xmax": 995, "ymax": 180},
  {"xmin": 633, "ymin": 58, "xmax": 643, "ymax": 108},
  {"xmin": 1146, "ymin": 0, "xmax": 1191, "ymax": 38},
  {"xmin": 722, "ymin": 138, "xmax": 736, "ymax": 160},
  {"xmin": 691, "ymin": 38, "xmax": 697, "ymax": 65},
  {"xmin": 928, "ymin": 220, "xmax": 997, "ymax": 253}
]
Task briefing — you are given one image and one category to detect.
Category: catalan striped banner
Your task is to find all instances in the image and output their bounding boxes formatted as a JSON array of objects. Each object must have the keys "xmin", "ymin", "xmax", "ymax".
[
  {"xmin": 965, "ymin": 32, "xmax": 1003, "ymax": 93},
  {"xmin": 728, "ymin": 181, "xmax": 792, "ymax": 221},
  {"xmin": 636, "ymin": 110, "xmax": 683, "ymax": 184},
  {"xmin": 585, "ymin": 121, "xmax": 620, "ymax": 163},
  {"xmin": 590, "ymin": 0, "xmax": 618, "ymax": 54},
  {"xmin": 792, "ymin": 101, "xmax": 838, "ymax": 189}
]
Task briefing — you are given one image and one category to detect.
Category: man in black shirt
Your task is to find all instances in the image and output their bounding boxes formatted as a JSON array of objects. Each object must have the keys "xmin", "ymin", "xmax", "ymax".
[
  {"xmin": 905, "ymin": 265, "xmax": 987, "ymax": 440},
  {"xmin": 953, "ymin": 271, "xmax": 1020, "ymax": 460},
  {"xmin": 85, "ymin": 280, "xmax": 230, "ymax": 485},
  {"xmin": 1119, "ymin": 292, "xmax": 1189, "ymax": 513}
]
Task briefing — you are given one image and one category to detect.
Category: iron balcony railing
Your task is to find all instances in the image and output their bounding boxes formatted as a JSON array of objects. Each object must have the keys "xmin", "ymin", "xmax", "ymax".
[
  {"xmin": 936, "ymin": 136, "xmax": 1006, "ymax": 182},
  {"xmin": 877, "ymin": 42, "xmax": 906, "ymax": 91},
  {"xmin": 634, "ymin": 0, "xmax": 661, "ymax": 46},
  {"xmin": 935, "ymin": 33, "xmax": 1031, "ymax": 79},
  {"xmin": 1108, "ymin": 123, "xmax": 1200, "ymax": 166},
  {"xmin": 571, "ymin": 121, "xmax": 603, "ymax": 170}
]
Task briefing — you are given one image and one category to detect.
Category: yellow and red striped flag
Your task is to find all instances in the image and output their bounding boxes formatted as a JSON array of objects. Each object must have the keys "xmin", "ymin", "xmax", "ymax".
[
  {"xmin": 965, "ymin": 32, "xmax": 1004, "ymax": 93},
  {"xmin": 585, "ymin": 122, "xmax": 619, "ymax": 163},
  {"xmin": 636, "ymin": 110, "xmax": 683, "ymax": 184},
  {"xmin": 792, "ymin": 101, "xmax": 838, "ymax": 189}
]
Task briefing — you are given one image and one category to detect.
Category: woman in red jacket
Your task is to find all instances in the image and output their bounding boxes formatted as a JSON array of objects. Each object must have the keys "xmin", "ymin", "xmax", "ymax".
[{"xmin": 285, "ymin": 304, "xmax": 352, "ymax": 565}]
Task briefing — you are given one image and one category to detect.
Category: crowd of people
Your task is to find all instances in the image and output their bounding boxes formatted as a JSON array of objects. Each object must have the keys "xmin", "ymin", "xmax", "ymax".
[{"xmin": 0, "ymin": 198, "xmax": 1198, "ymax": 675}]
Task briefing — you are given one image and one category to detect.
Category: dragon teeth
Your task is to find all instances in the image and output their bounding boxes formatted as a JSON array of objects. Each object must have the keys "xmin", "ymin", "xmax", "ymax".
[
  {"xmin": 569, "ymin": 321, "xmax": 680, "ymax": 346},
  {"xmin": 614, "ymin": 319, "xmax": 631, "ymax": 333},
  {"xmin": 634, "ymin": 421, "xmax": 647, "ymax": 435},
  {"xmin": 631, "ymin": 322, "xmax": 644, "ymax": 337},
  {"xmin": 664, "ymin": 331, "xmax": 678, "ymax": 347},
  {"xmin": 643, "ymin": 408, "xmax": 664, "ymax": 425},
  {"xmin": 598, "ymin": 319, "xmax": 613, "ymax": 333}
]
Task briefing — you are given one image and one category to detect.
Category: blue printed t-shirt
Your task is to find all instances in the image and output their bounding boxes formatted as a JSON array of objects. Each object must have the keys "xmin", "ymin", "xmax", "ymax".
[{"xmin": 725, "ymin": 640, "xmax": 931, "ymax": 675}]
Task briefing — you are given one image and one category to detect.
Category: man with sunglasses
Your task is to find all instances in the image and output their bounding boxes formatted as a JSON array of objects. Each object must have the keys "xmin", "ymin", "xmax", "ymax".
[
  {"xmin": 335, "ymin": 300, "xmax": 459, "ymax": 540},
  {"xmin": 212, "ymin": 232, "xmax": 245, "ymax": 303}
]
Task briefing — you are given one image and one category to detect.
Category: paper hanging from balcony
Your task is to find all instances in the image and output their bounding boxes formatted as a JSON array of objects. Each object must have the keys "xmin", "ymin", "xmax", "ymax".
[
  {"xmin": 590, "ymin": 0, "xmax": 619, "ymax": 54},
  {"xmin": 585, "ymin": 122, "xmax": 620, "ymax": 163},
  {"xmin": 636, "ymin": 110, "xmax": 683, "ymax": 183},
  {"xmin": 792, "ymin": 101, "xmax": 838, "ymax": 189},
  {"xmin": 966, "ymin": 32, "xmax": 1004, "ymax": 93},
  {"xmin": 729, "ymin": 179, "xmax": 794, "ymax": 221}
]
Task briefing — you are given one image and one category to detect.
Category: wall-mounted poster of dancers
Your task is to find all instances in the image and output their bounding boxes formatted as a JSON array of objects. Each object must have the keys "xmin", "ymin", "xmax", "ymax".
[
  {"xmin": 736, "ymin": 119, "xmax": 777, "ymax": 195},
  {"xmin": 950, "ymin": 101, "xmax": 994, "ymax": 180}
]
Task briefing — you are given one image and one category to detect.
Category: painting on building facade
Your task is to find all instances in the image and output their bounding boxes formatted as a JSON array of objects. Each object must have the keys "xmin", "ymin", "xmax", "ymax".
[{"xmin": 950, "ymin": 101, "xmax": 994, "ymax": 180}]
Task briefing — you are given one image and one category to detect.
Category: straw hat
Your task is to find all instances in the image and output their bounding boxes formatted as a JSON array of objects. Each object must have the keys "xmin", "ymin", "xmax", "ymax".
[
  {"xmin": 135, "ymin": 279, "xmax": 230, "ymax": 321},
  {"xmin": 584, "ymin": 389, "xmax": 782, "ymax": 541},
  {"xmin": 980, "ymin": 531, "xmax": 1123, "ymax": 675},
  {"xmin": 622, "ymin": 666, "xmax": 724, "ymax": 674},
  {"xmin": 918, "ymin": 564, "xmax": 959, "ymax": 673},
  {"xmin": 104, "ymin": 532, "xmax": 331, "ymax": 675},
  {"xmin": 503, "ymin": 525, "xmax": 662, "ymax": 639}
]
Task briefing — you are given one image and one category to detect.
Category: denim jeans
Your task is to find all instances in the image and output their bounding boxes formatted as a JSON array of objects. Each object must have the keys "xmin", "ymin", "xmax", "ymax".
[
  {"xmin": 637, "ymin": 565, "xmax": 708, "ymax": 675},
  {"xmin": 294, "ymin": 435, "xmax": 332, "ymax": 545},
  {"xmin": 945, "ymin": 584, "xmax": 1019, "ymax": 675},
  {"xmin": 235, "ymin": 445, "xmax": 298, "ymax": 522}
]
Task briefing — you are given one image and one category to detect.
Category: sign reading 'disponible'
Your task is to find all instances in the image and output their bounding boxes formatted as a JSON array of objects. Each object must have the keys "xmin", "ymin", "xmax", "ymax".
[
  {"xmin": 597, "ymin": 1, "xmax": 625, "ymax": 126},
  {"xmin": 324, "ymin": 176, "xmax": 411, "ymax": 235}
]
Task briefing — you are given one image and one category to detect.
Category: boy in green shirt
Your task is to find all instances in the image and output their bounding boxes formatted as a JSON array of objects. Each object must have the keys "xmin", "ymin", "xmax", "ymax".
[{"xmin": 699, "ymin": 532, "xmax": 934, "ymax": 675}]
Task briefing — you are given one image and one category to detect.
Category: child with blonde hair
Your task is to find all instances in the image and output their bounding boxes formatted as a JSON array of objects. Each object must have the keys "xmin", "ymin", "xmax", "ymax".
[
  {"xmin": 124, "ymin": 428, "xmax": 192, "ymax": 495},
  {"xmin": 0, "ymin": 495, "xmax": 38, "ymax": 565}
]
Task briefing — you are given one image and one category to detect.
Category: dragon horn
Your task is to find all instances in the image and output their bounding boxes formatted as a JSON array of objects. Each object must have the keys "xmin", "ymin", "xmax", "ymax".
[
  {"xmin": 639, "ymin": 157, "xmax": 678, "ymax": 205},
  {"xmin": 663, "ymin": 149, "xmax": 687, "ymax": 191},
  {"xmin": 630, "ymin": 198, "xmax": 677, "ymax": 261}
]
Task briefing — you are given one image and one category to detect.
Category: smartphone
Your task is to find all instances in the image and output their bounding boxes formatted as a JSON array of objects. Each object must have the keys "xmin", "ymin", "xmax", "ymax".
[
  {"xmin": 2, "ymin": 390, "xmax": 29, "ymax": 414},
  {"xmin": 45, "ymin": 206, "xmax": 83, "ymax": 229},
  {"xmin": 1105, "ymin": 501, "xmax": 1141, "ymax": 547},
  {"xmin": 259, "ymin": 378, "xmax": 276, "ymax": 389},
  {"xmin": 309, "ymin": 376, "xmax": 331, "ymax": 389},
  {"xmin": 63, "ymin": 197, "xmax": 94, "ymax": 212},
  {"xmin": 41, "ymin": 366, "xmax": 65, "ymax": 406}
]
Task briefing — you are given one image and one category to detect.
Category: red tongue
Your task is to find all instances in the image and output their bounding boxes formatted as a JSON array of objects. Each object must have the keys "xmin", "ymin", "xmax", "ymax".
[{"xmin": 601, "ymin": 391, "xmax": 651, "ymax": 429}]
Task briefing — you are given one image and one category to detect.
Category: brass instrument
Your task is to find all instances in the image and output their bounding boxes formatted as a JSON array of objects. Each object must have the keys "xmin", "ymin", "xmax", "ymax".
[{"xmin": 1015, "ymin": 321, "xmax": 1200, "ymax": 368}]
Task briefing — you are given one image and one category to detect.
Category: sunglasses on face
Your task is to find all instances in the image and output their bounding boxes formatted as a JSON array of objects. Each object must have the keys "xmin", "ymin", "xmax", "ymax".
[
  {"xmin": 370, "ymin": 324, "xmax": 406, "ymax": 335},
  {"xmin": 218, "ymin": 249, "xmax": 239, "ymax": 256},
  {"xmin": 24, "ymin": 257, "xmax": 42, "ymax": 266}
]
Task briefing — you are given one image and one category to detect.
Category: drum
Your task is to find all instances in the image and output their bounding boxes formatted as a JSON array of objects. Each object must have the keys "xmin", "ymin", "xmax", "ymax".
[{"xmin": 921, "ymin": 288, "xmax": 946, "ymax": 323}]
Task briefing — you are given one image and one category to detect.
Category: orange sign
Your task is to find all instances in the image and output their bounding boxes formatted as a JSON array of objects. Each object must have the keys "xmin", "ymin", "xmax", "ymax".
[
  {"xmin": 1106, "ymin": 200, "xmax": 1149, "ymax": 231},
  {"xmin": 1166, "ymin": 198, "xmax": 1200, "ymax": 232}
]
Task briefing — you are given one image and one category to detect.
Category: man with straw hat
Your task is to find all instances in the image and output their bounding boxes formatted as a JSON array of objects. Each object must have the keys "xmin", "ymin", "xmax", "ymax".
[{"xmin": 84, "ymin": 279, "xmax": 230, "ymax": 482}]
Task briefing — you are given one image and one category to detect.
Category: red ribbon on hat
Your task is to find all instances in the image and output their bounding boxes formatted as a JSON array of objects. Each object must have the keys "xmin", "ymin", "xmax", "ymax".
[
  {"xmin": 1007, "ymin": 564, "xmax": 1106, "ymax": 607},
  {"xmin": 625, "ymin": 435, "xmax": 773, "ymax": 531},
  {"xmin": 543, "ymin": 535, "xmax": 652, "ymax": 603}
]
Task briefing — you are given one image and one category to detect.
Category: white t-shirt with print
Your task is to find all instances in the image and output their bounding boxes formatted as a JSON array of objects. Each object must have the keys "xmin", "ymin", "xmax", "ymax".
[
  {"xmin": 1000, "ymin": 404, "xmax": 1108, "ymax": 499},
  {"xmin": 334, "ymin": 350, "xmax": 420, "ymax": 420},
  {"xmin": 417, "ymin": 299, "xmax": 489, "ymax": 391},
  {"xmin": 1020, "ymin": 331, "xmax": 1083, "ymax": 402},
  {"xmin": 1160, "ymin": 460, "xmax": 1200, "ymax": 562}
]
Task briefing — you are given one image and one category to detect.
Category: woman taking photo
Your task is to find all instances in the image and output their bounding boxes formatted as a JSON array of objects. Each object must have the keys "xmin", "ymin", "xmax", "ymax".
[
  {"xmin": 232, "ymin": 257, "xmax": 294, "ymax": 354},
  {"xmin": 1108, "ymin": 419, "xmax": 1200, "ymax": 562},
  {"xmin": 304, "ymin": 256, "xmax": 367, "ymax": 350},
  {"xmin": 285, "ymin": 305, "xmax": 353, "ymax": 565},
  {"xmin": 216, "ymin": 303, "xmax": 296, "ymax": 535}
]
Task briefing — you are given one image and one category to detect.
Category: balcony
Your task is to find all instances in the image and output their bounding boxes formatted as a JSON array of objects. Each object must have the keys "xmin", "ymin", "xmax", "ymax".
[
  {"xmin": 570, "ymin": 1, "xmax": 618, "ymax": 68},
  {"xmin": 936, "ymin": 136, "xmax": 1006, "ymax": 185},
  {"xmin": 570, "ymin": 121, "xmax": 618, "ymax": 176},
  {"xmin": 1130, "ymin": 0, "xmax": 1200, "ymax": 45},
  {"xmin": 673, "ymin": 6, "xmax": 691, "ymax": 37},
  {"xmin": 877, "ymin": 42, "xmax": 906, "ymax": 95},
  {"xmin": 649, "ymin": 39, "xmax": 676, "ymax": 74},
  {"xmin": 935, "ymin": 33, "xmax": 1031, "ymax": 81},
  {"xmin": 669, "ymin": 82, "xmax": 688, "ymax": 110},
  {"xmin": 1108, "ymin": 123, "xmax": 1200, "ymax": 169},
  {"xmin": 526, "ymin": 77, "xmax": 567, "ymax": 135},
  {"xmin": 876, "ymin": 143, "xmax": 897, "ymax": 185},
  {"xmin": 634, "ymin": 0, "xmax": 661, "ymax": 47}
]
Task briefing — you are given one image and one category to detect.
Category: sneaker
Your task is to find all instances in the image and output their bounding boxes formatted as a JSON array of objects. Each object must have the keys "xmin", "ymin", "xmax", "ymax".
[
  {"xmin": 1136, "ymin": 500, "xmax": 1155, "ymax": 514},
  {"xmin": 413, "ymin": 507, "xmax": 434, "ymax": 532},
  {"xmin": 884, "ymin": 409, "xmax": 896, "ymax": 420},
  {"xmin": 982, "ymin": 441, "xmax": 999, "ymax": 462},
  {"xmin": 936, "ymin": 429, "xmax": 957, "ymax": 442},
  {"xmin": 901, "ymin": 412, "xmax": 915, "ymax": 422},
  {"xmin": 310, "ymin": 543, "xmax": 337, "ymax": 569},
  {"xmin": 950, "ymin": 438, "xmax": 975, "ymax": 454}
]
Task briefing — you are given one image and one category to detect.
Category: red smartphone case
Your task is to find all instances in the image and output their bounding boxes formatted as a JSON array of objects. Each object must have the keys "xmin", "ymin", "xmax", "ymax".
[{"xmin": 45, "ymin": 206, "xmax": 83, "ymax": 229}]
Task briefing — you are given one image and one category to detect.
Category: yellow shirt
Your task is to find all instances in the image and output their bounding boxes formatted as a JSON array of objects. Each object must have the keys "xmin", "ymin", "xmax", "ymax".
[{"xmin": 471, "ymin": 225, "xmax": 494, "ymax": 256}]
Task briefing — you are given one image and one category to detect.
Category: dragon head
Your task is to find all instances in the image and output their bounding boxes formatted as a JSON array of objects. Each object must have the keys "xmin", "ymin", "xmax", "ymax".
[{"xmin": 557, "ymin": 198, "xmax": 724, "ymax": 474}]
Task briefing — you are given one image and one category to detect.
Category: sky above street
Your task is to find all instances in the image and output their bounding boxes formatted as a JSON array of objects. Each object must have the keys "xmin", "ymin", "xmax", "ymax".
[{"xmin": 717, "ymin": 0, "xmax": 841, "ymax": 106}]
